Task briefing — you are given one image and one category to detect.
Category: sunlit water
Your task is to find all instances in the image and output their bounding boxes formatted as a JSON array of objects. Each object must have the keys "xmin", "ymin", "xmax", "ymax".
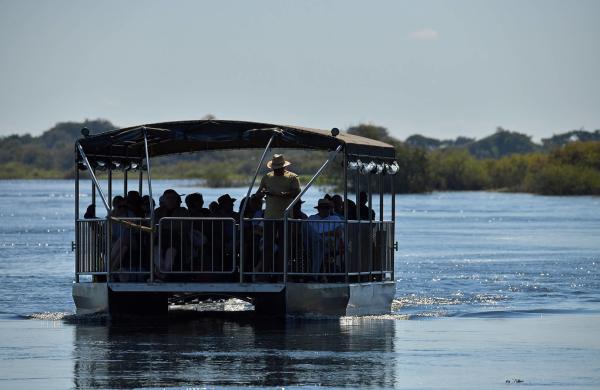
[{"xmin": 0, "ymin": 180, "xmax": 599, "ymax": 389}]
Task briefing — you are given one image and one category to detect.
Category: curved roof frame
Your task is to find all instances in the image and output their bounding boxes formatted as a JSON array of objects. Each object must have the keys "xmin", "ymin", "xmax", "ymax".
[{"xmin": 76, "ymin": 119, "xmax": 396, "ymax": 163}]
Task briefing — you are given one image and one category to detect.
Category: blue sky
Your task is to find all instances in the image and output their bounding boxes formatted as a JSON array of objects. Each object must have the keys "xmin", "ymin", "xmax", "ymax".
[{"xmin": 1, "ymin": 0, "xmax": 598, "ymax": 140}]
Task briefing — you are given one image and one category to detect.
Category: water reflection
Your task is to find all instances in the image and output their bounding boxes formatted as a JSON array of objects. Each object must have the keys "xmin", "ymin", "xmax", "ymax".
[{"xmin": 73, "ymin": 313, "xmax": 396, "ymax": 388}]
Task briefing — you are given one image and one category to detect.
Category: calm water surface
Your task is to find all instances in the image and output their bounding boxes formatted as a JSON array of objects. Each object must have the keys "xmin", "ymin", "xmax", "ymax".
[{"xmin": 0, "ymin": 180, "xmax": 599, "ymax": 389}]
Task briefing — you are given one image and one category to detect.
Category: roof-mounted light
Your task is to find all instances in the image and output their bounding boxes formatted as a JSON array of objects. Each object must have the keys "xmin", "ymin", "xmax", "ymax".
[{"xmin": 386, "ymin": 161, "xmax": 399, "ymax": 175}]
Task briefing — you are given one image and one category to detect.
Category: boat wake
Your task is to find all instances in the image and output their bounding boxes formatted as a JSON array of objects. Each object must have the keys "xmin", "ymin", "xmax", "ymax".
[{"xmin": 23, "ymin": 311, "xmax": 109, "ymax": 323}]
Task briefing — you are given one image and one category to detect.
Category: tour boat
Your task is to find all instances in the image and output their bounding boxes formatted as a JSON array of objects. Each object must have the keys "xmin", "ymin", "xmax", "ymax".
[{"xmin": 72, "ymin": 120, "xmax": 398, "ymax": 317}]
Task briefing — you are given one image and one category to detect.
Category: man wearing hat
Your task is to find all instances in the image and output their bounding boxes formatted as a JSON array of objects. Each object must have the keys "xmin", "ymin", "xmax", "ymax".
[
  {"xmin": 257, "ymin": 154, "xmax": 301, "ymax": 218},
  {"xmin": 255, "ymin": 154, "xmax": 301, "ymax": 272},
  {"xmin": 308, "ymin": 198, "xmax": 344, "ymax": 275},
  {"xmin": 217, "ymin": 193, "xmax": 239, "ymax": 221}
]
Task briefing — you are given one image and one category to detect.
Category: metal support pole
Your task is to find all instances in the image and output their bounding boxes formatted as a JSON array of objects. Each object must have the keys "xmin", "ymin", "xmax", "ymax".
[
  {"xmin": 107, "ymin": 168, "xmax": 112, "ymax": 280},
  {"xmin": 75, "ymin": 158, "xmax": 80, "ymax": 283},
  {"xmin": 143, "ymin": 128, "xmax": 155, "ymax": 282},
  {"xmin": 379, "ymin": 175, "xmax": 384, "ymax": 222},
  {"xmin": 343, "ymin": 152, "xmax": 348, "ymax": 283},
  {"xmin": 391, "ymin": 174, "xmax": 395, "ymax": 281},
  {"xmin": 139, "ymin": 168, "xmax": 143, "ymax": 196},
  {"xmin": 380, "ymin": 174, "xmax": 384, "ymax": 280},
  {"xmin": 356, "ymin": 170, "xmax": 361, "ymax": 279},
  {"xmin": 124, "ymin": 169, "xmax": 128, "ymax": 196},
  {"xmin": 76, "ymin": 142, "xmax": 110, "ymax": 212},
  {"xmin": 108, "ymin": 169, "xmax": 112, "ymax": 208},
  {"xmin": 368, "ymin": 174, "xmax": 373, "ymax": 277},
  {"xmin": 239, "ymin": 132, "xmax": 277, "ymax": 282},
  {"xmin": 284, "ymin": 145, "xmax": 343, "ymax": 283}
]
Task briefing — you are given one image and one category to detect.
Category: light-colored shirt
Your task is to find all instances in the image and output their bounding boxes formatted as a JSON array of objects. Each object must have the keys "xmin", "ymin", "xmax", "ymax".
[
  {"xmin": 307, "ymin": 213, "xmax": 344, "ymax": 233},
  {"xmin": 259, "ymin": 171, "xmax": 301, "ymax": 218}
]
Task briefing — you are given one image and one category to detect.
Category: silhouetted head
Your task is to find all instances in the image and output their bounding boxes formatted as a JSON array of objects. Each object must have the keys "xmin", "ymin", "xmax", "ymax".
[
  {"xmin": 185, "ymin": 193, "xmax": 204, "ymax": 210},
  {"xmin": 162, "ymin": 189, "xmax": 182, "ymax": 211}
]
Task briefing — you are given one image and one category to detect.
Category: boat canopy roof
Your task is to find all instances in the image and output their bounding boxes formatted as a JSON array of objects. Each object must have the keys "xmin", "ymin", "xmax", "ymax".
[{"xmin": 77, "ymin": 119, "xmax": 396, "ymax": 162}]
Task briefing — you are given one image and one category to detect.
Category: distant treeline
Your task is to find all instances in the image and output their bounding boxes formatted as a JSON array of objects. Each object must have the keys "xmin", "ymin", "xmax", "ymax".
[{"xmin": 1, "ymin": 119, "xmax": 599, "ymax": 195}]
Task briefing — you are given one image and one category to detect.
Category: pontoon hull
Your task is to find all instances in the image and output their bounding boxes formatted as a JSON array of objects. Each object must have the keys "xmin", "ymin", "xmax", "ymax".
[{"xmin": 72, "ymin": 281, "xmax": 395, "ymax": 317}]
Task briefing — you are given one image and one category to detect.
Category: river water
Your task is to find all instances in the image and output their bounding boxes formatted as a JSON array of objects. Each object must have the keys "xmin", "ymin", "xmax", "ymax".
[{"xmin": 0, "ymin": 180, "xmax": 599, "ymax": 389}]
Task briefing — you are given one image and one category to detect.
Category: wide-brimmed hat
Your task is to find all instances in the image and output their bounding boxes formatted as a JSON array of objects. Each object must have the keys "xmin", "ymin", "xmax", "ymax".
[
  {"xmin": 218, "ymin": 194, "xmax": 237, "ymax": 204},
  {"xmin": 314, "ymin": 199, "xmax": 332, "ymax": 209},
  {"xmin": 267, "ymin": 154, "xmax": 291, "ymax": 170}
]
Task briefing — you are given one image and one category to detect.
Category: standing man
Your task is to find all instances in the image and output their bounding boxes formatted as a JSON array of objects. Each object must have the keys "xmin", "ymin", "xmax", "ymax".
[{"xmin": 256, "ymin": 154, "xmax": 301, "ymax": 272}]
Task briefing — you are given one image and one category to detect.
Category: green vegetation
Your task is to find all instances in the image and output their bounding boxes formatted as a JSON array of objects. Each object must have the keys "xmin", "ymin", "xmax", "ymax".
[{"xmin": 1, "ymin": 119, "xmax": 599, "ymax": 195}]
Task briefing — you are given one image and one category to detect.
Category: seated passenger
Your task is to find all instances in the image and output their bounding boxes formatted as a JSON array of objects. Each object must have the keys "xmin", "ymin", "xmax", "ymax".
[
  {"xmin": 215, "ymin": 194, "xmax": 238, "ymax": 271},
  {"xmin": 358, "ymin": 191, "xmax": 375, "ymax": 220},
  {"xmin": 292, "ymin": 199, "xmax": 307, "ymax": 220},
  {"xmin": 186, "ymin": 193, "xmax": 210, "ymax": 217},
  {"xmin": 209, "ymin": 201, "xmax": 219, "ymax": 216},
  {"xmin": 126, "ymin": 191, "xmax": 143, "ymax": 217},
  {"xmin": 217, "ymin": 194, "xmax": 239, "ymax": 222},
  {"xmin": 346, "ymin": 199, "xmax": 357, "ymax": 220},
  {"xmin": 154, "ymin": 189, "xmax": 189, "ymax": 222},
  {"xmin": 239, "ymin": 194, "xmax": 264, "ymax": 271},
  {"xmin": 84, "ymin": 204, "xmax": 96, "ymax": 219},
  {"xmin": 109, "ymin": 196, "xmax": 138, "ymax": 276},
  {"xmin": 153, "ymin": 189, "xmax": 190, "ymax": 273},
  {"xmin": 141, "ymin": 195, "xmax": 155, "ymax": 219},
  {"xmin": 307, "ymin": 199, "xmax": 344, "ymax": 274},
  {"xmin": 331, "ymin": 194, "xmax": 344, "ymax": 218}
]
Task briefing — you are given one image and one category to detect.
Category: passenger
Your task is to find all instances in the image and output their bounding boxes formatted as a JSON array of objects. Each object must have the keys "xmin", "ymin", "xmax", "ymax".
[
  {"xmin": 184, "ymin": 193, "xmax": 210, "ymax": 268},
  {"xmin": 307, "ymin": 199, "xmax": 344, "ymax": 275},
  {"xmin": 217, "ymin": 194, "xmax": 239, "ymax": 222},
  {"xmin": 240, "ymin": 194, "xmax": 264, "ymax": 271},
  {"xmin": 154, "ymin": 189, "xmax": 189, "ymax": 222},
  {"xmin": 109, "ymin": 196, "xmax": 137, "ymax": 277},
  {"xmin": 288, "ymin": 200, "xmax": 307, "ymax": 273},
  {"xmin": 346, "ymin": 199, "xmax": 357, "ymax": 220},
  {"xmin": 292, "ymin": 200, "xmax": 307, "ymax": 220},
  {"xmin": 331, "ymin": 194, "xmax": 344, "ymax": 218},
  {"xmin": 154, "ymin": 189, "xmax": 190, "ymax": 273},
  {"xmin": 256, "ymin": 154, "xmax": 301, "ymax": 272},
  {"xmin": 84, "ymin": 204, "xmax": 96, "ymax": 219},
  {"xmin": 215, "ymin": 194, "xmax": 238, "ymax": 271},
  {"xmin": 110, "ymin": 196, "xmax": 126, "ymax": 217},
  {"xmin": 239, "ymin": 194, "xmax": 263, "ymax": 219},
  {"xmin": 358, "ymin": 191, "xmax": 375, "ymax": 220},
  {"xmin": 141, "ymin": 195, "xmax": 155, "ymax": 219},
  {"xmin": 126, "ymin": 191, "xmax": 143, "ymax": 217},
  {"xmin": 185, "ymin": 193, "xmax": 210, "ymax": 217},
  {"xmin": 208, "ymin": 201, "xmax": 219, "ymax": 216},
  {"xmin": 357, "ymin": 192, "xmax": 374, "ymax": 273}
]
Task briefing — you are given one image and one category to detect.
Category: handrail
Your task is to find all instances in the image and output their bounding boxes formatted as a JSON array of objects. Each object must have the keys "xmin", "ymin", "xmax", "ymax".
[{"xmin": 109, "ymin": 216, "xmax": 153, "ymax": 233}]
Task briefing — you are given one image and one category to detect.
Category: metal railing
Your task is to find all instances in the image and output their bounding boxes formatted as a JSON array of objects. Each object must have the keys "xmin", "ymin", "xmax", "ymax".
[
  {"xmin": 76, "ymin": 219, "xmax": 107, "ymax": 274},
  {"xmin": 243, "ymin": 217, "xmax": 394, "ymax": 280},
  {"xmin": 76, "ymin": 216, "xmax": 394, "ymax": 282},
  {"xmin": 345, "ymin": 220, "xmax": 394, "ymax": 277},
  {"xmin": 286, "ymin": 218, "xmax": 346, "ymax": 276},
  {"xmin": 109, "ymin": 217, "xmax": 152, "ymax": 275},
  {"xmin": 242, "ymin": 218, "xmax": 286, "ymax": 276},
  {"xmin": 157, "ymin": 217, "xmax": 236, "ymax": 274}
]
